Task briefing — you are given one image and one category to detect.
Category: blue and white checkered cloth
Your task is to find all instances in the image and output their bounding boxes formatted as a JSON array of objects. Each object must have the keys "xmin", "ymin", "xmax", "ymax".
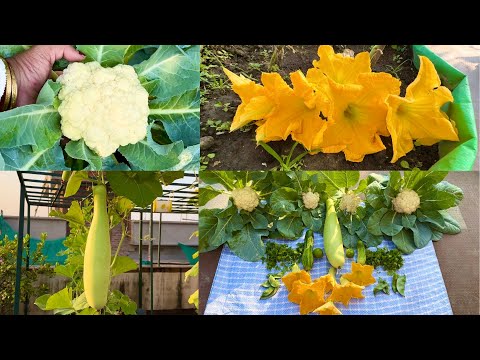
[{"xmin": 204, "ymin": 231, "xmax": 452, "ymax": 315}]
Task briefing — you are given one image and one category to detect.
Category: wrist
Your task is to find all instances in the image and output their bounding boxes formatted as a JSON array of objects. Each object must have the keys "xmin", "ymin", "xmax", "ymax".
[
  {"xmin": 0, "ymin": 57, "xmax": 5, "ymax": 109},
  {"xmin": 5, "ymin": 57, "xmax": 19, "ymax": 109}
]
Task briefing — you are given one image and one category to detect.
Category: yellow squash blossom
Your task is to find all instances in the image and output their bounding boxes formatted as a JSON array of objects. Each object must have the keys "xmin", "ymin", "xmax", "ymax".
[
  {"xmin": 282, "ymin": 269, "xmax": 311, "ymax": 292},
  {"xmin": 306, "ymin": 45, "xmax": 371, "ymax": 90},
  {"xmin": 286, "ymin": 279, "xmax": 327, "ymax": 315},
  {"xmin": 299, "ymin": 288, "xmax": 326, "ymax": 315},
  {"xmin": 225, "ymin": 67, "xmax": 331, "ymax": 150},
  {"xmin": 289, "ymin": 71, "xmax": 332, "ymax": 151},
  {"xmin": 341, "ymin": 262, "xmax": 376, "ymax": 286},
  {"xmin": 255, "ymin": 71, "xmax": 330, "ymax": 146},
  {"xmin": 223, "ymin": 68, "xmax": 272, "ymax": 131},
  {"xmin": 327, "ymin": 282, "xmax": 365, "ymax": 307},
  {"xmin": 318, "ymin": 73, "xmax": 401, "ymax": 162},
  {"xmin": 313, "ymin": 273, "xmax": 336, "ymax": 293},
  {"xmin": 314, "ymin": 301, "xmax": 342, "ymax": 315},
  {"xmin": 386, "ymin": 56, "xmax": 459, "ymax": 163}
]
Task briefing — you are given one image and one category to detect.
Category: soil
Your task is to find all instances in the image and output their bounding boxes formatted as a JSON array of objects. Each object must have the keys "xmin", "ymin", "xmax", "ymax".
[{"xmin": 200, "ymin": 45, "xmax": 439, "ymax": 171}]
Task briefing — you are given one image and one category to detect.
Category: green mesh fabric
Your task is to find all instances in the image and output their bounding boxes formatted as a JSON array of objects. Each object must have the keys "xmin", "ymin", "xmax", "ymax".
[{"xmin": 0, "ymin": 215, "xmax": 66, "ymax": 265}]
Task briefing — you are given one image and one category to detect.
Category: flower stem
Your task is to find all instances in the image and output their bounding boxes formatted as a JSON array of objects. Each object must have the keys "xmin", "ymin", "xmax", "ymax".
[{"xmin": 285, "ymin": 142, "xmax": 299, "ymax": 167}]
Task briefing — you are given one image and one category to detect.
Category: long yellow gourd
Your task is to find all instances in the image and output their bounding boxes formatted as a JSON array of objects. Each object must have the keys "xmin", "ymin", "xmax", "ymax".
[
  {"xmin": 84, "ymin": 184, "xmax": 111, "ymax": 310},
  {"xmin": 323, "ymin": 198, "xmax": 345, "ymax": 269}
]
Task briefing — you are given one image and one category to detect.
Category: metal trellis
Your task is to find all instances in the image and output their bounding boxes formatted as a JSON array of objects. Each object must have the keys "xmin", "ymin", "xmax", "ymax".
[{"xmin": 13, "ymin": 171, "xmax": 198, "ymax": 315}]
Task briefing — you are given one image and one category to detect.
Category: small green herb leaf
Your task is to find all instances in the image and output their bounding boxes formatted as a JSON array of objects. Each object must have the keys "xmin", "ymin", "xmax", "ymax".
[
  {"xmin": 392, "ymin": 273, "xmax": 399, "ymax": 293},
  {"xmin": 397, "ymin": 274, "xmax": 406, "ymax": 296},
  {"xmin": 268, "ymin": 275, "xmax": 280, "ymax": 288},
  {"xmin": 260, "ymin": 286, "xmax": 279, "ymax": 300},
  {"xmin": 373, "ymin": 278, "xmax": 390, "ymax": 296}
]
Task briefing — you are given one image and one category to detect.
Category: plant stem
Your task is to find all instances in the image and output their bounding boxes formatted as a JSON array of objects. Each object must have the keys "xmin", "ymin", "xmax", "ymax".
[
  {"xmin": 285, "ymin": 142, "xmax": 299, "ymax": 167},
  {"xmin": 290, "ymin": 151, "xmax": 308, "ymax": 167},
  {"xmin": 268, "ymin": 46, "xmax": 285, "ymax": 71},
  {"xmin": 111, "ymin": 221, "xmax": 126, "ymax": 268}
]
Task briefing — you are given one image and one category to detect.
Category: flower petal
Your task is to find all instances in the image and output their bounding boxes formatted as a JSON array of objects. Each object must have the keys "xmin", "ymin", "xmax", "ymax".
[
  {"xmin": 327, "ymin": 282, "xmax": 365, "ymax": 307},
  {"xmin": 406, "ymin": 56, "xmax": 452, "ymax": 102},
  {"xmin": 299, "ymin": 287, "xmax": 326, "ymax": 315},
  {"xmin": 282, "ymin": 269, "xmax": 311, "ymax": 292},
  {"xmin": 342, "ymin": 262, "xmax": 376, "ymax": 286},
  {"xmin": 313, "ymin": 301, "xmax": 342, "ymax": 315},
  {"xmin": 317, "ymin": 73, "xmax": 399, "ymax": 162},
  {"xmin": 289, "ymin": 71, "xmax": 331, "ymax": 150},
  {"xmin": 314, "ymin": 273, "xmax": 336, "ymax": 293},
  {"xmin": 310, "ymin": 45, "xmax": 372, "ymax": 85},
  {"xmin": 223, "ymin": 67, "xmax": 270, "ymax": 130},
  {"xmin": 386, "ymin": 59, "xmax": 458, "ymax": 163}
]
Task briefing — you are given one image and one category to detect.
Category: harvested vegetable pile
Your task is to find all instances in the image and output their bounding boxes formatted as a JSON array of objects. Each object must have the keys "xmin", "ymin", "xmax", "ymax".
[
  {"xmin": 199, "ymin": 170, "xmax": 463, "ymax": 261},
  {"xmin": 222, "ymin": 45, "xmax": 459, "ymax": 165},
  {"xmin": 0, "ymin": 45, "xmax": 200, "ymax": 171}
]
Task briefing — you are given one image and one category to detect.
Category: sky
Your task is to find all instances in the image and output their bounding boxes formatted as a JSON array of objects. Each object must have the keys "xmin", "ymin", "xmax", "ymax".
[{"xmin": 0, "ymin": 172, "xmax": 50, "ymax": 217}]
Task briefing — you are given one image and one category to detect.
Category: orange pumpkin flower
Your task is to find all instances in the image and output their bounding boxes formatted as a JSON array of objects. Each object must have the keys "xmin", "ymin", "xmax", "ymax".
[
  {"xmin": 342, "ymin": 262, "xmax": 376, "ymax": 286},
  {"xmin": 314, "ymin": 301, "xmax": 342, "ymax": 315},
  {"xmin": 327, "ymin": 282, "xmax": 365, "ymax": 307},
  {"xmin": 318, "ymin": 73, "xmax": 401, "ymax": 162},
  {"xmin": 386, "ymin": 56, "xmax": 459, "ymax": 163}
]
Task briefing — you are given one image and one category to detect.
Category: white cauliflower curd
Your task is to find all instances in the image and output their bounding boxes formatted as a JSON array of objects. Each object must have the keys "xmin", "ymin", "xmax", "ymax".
[
  {"xmin": 339, "ymin": 191, "xmax": 362, "ymax": 213},
  {"xmin": 58, "ymin": 61, "xmax": 149, "ymax": 157},
  {"xmin": 302, "ymin": 190, "xmax": 320, "ymax": 210},
  {"xmin": 231, "ymin": 187, "xmax": 259, "ymax": 212},
  {"xmin": 392, "ymin": 189, "xmax": 420, "ymax": 214}
]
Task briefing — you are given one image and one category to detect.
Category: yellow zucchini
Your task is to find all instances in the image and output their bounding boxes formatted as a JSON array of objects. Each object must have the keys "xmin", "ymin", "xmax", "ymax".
[
  {"xmin": 323, "ymin": 198, "xmax": 345, "ymax": 269},
  {"xmin": 84, "ymin": 184, "xmax": 111, "ymax": 310}
]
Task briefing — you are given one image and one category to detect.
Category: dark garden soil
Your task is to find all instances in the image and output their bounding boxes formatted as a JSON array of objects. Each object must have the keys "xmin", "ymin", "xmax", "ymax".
[{"xmin": 200, "ymin": 45, "xmax": 439, "ymax": 171}]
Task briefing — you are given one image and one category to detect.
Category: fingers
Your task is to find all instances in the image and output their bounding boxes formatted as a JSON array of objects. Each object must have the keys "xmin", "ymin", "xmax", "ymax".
[
  {"xmin": 34, "ymin": 45, "xmax": 85, "ymax": 64},
  {"xmin": 59, "ymin": 45, "xmax": 86, "ymax": 62}
]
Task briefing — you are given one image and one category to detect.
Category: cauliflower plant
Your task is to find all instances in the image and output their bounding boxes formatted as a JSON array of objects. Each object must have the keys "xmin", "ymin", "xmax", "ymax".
[
  {"xmin": 392, "ymin": 189, "xmax": 420, "ymax": 214},
  {"xmin": 231, "ymin": 186, "xmax": 259, "ymax": 212},
  {"xmin": 302, "ymin": 190, "xmax": 320, "ymax": 210},
  {"xmin": 339, "ymin": 191, "xmax": 362, "ymax": 213},
  {"xmin": 58, "ymin": 61, "xmax": 149, "ymax": 157}
]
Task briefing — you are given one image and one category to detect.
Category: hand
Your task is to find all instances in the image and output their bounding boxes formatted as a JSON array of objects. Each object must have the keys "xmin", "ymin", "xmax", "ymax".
[{"xmin": 6, "ymin": 45, "xmax": 85, "ymax": 107}]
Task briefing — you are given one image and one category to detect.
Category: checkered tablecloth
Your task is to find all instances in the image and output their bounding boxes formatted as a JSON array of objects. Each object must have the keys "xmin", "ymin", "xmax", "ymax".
[{"xmin": 204, "ymin": 231, "xmax": 452, "ymax": 315}]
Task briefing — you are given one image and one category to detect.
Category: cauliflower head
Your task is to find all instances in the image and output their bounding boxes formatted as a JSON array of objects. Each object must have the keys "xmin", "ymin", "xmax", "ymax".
[
  {"xmin": 231, "ymin": 186, "xmax": 259, "ymax": 212},
  {"xmin": 58, "ymin": 61, "xmax": 149, "ymax": 157},
  {"xmin": 302, "ymin": 190, "xmax": 320, "ymax": 210},
  {"xmin": 392, "ymin": 189, "xmax": 420, "ymax": 214},
  {"xmin": 339, "ymin": 191, "xmax": 362, "ymax": 213}
]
